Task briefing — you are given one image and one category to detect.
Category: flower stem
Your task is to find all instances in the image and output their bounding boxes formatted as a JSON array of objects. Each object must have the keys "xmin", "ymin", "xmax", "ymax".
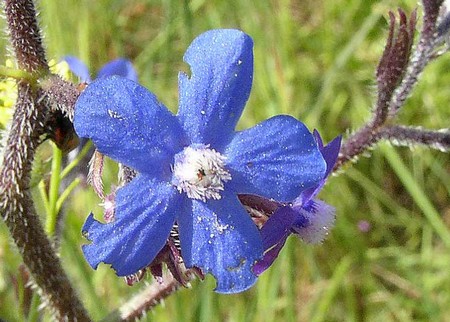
[
  {"xmin": 45, "ymin": 143, "xmax": 62, "ymax": 236},
  {"xmin": 60, "ymin": 140, "xmax": 92, "ymax": 179},
  {"xmin": 0, "ymin": 65, "xmax": 37, "ymax": 82},
  {"xmin": 377, "ymin": 125, "xmax": 450, "ymax": 152},
  {"xmin": 101, "ymin": 273, "xmax": 185, "ymax": 322},
  {"xmin": 56, "ymin": 177, "xmax": 81, "ymax": 214},
  {"xmin": 27, "ymin": 293, "xmax": 40, "ymax": 322},
  {"xmin": 1, "ymin": 0, "xmax": 90, "ymax": 320}
]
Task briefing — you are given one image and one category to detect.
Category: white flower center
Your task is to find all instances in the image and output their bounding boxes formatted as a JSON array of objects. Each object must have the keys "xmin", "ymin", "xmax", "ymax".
[{"xmin": 172, "ymin": 145, "xmax": 231, "ymax": 201}]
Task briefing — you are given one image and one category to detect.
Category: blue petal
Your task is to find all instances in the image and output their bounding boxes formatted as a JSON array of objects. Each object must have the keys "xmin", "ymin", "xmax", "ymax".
[
  {"xmin": 97, "ymin": 58, "xmax": 138, "ymax": 82},
  {"xmin": 82, "ymin": 175, "xmax": 181, "ymax": 276},
  {"xmin": 64, "ymin": 56, "xmax": 91, "ymax": 82},
  {"xmin": 225, "ymin": 115, "xmax": 327, "ymax": 201},
  {"xmin": 74, "ymin": 76, "xmax": 186, "ymax": 178},
  {"xmin": 178, "ymin": 29, "xmax": 253, "ymax": 149},
  {"xmin": 177, "ymin": 191, "xmax": 262, "ymax": 293}
]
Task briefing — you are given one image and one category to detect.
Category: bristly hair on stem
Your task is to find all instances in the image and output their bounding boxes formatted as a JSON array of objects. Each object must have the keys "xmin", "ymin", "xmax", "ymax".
[
  {"xmin": 334, "ymin": 9, "xmax": 418, "ymax": 171},
  {"xmin": 4, "ymin": 0, "xmax": 48, "ymax": 73},
  {"xmin": 377, "ymin": 125, "xmax": 450, "ymax": 152},
  {"xmin": 0, "ymin": 0, "xmax": 90, "ymax": 320},
  {"xmin": 422, "ymin": 0, "xmax": 445, "ymax": 36},
  {"xmin": 101, "ymin": 273, "xmax": 185, "ymax": 322},
  {"xmin": 375, "ymin": 9, "xmax": 416, "ymax": 126},
  {"xmin": 0, "ymin": 83, "xmax": 90, "ymax": 321},
  {"xmin": 388, "ymin": 0, "xmax": 444, "ymax": 115},
  {"xmin": 334, "ymin": 2, "xmax": 450, "ymax": 172}
]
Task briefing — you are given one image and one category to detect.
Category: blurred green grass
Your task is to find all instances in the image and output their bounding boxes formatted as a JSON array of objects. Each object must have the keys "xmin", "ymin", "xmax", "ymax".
[{"xmin": 1, "ymin": 0, "xmax": 450, "ymax": 321}]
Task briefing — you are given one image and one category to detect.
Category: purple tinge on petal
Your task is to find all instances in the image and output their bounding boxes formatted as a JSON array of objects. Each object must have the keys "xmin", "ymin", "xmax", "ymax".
[
  {"xmin": 97, "ymin": 58, "xmax": 138, "ymax": 82},
  {"xmin": 64, "ymin": 56, "xmax": 91, "ymax": 83},
  {"xmin": 178, "ymin": 29, "xmax": 253, "ymax": 149},
  {"xmin": 313, "ymin": 130, "xmax": 342, "ymax": 178},
  {"xmin": 292, "ymin": 199, "xmax": 336, "ymax": 244},
  {"xmin": 260, "ymin": 206, "xmax": 299, "ymax": 251},
  {"xmin": 252, "ymin": 206, "xmax": 299, "ymax": 275},
  {"xmin": 82, "ymin": 175, "xmax": 182, "ymax": 276},
  {"xmin": 253, "ymin": 199, "xmax": 335, "ymax": 274},
  {"xmin": 294, "ymin": 184, "xmax": 322, "ymax": 210},
  {"xmin": 252, "ymin": 238, "xmax": 286, "ymax": 276},
  {"xmin": 296, "ymin": 132, "xmax": 342, "ymax": 206},
  {"xmin": 177, "ymin": 190, "xmax": 262, "ymax": 294},
  {"xmin": 313, "ymin": 129, "xmax": 325, "ymax": 150},
  {"xmin": 74, "ymin": 76, "xmax": 186, "ymax": 178},
  {"xmin": 226, "ymin": 115, "xmax": 326, "ymax": 202}
]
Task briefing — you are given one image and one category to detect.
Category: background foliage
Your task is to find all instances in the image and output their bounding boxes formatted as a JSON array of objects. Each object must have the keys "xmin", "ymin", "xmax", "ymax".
[{"xmin": 0, "ymin": 0, "xmax": 449, "ymax": 321}]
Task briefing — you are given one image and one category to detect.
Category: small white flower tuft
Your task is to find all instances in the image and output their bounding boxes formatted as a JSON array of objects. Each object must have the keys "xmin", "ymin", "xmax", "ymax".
[
  {"xmin": 172, "ymin": 145, "xmax": 231, "ymax": 202},
  {"xmin": 292, "ymin": 199, "xmax": 336, "ymax": 244}
]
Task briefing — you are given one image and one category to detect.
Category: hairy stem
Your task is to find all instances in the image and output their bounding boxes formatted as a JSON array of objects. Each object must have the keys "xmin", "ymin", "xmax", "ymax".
[
  {"xmin": 388, "ymin": 4, "xmax": 439, "ymax": 114},
  {"xmin": 0, "ymin": 84, "xmax": 90, "ymax": 321},
  {"xmin": 101, "ymin": 273, "xmax": 185, "ymax": 322},
  {"xmin": 1, "ymin": 0, "xmax": 90, "ymax": 320},
  {"xmin": 334, "ymin": 6, "xmax": 441, "ymax": 171},
  {"xmin": 377, "ymin": 125, "xmax": 450, "ymax": 151},
  {"xmin": 4, "ymin": 0, "xmax": 48, "ymax": 73},
  {"xmin": 333, "ymin": 125, "xmax": 380, "ymax": 170}
]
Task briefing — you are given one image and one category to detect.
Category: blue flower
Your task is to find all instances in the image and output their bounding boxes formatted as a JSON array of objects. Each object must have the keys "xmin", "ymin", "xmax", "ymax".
[
  {"xmin": 74, "ymin": 29, "xmax": 327, "ymax": 293},
  {"xmin": 64, "ymin": 56, "xmax": 138, "ymax": 83},
  {"xmin": 253, "ymin": 131, "xmax": 341, "ymax": 275}
]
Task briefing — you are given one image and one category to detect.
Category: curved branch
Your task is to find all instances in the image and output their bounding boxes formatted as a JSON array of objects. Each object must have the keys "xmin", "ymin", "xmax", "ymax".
[{"xmin": 1, "ymin": 0, "xmax": 90, "ymax": 320}]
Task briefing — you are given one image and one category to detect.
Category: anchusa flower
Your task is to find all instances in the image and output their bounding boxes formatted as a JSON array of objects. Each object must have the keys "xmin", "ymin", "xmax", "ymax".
[
  {"xmin": 74, "ymin": 29, "xmax": 328, "ymax": 293},
  {"xmin": 252, "ymin": 131, "xmax": 341, "ymax": 275}
]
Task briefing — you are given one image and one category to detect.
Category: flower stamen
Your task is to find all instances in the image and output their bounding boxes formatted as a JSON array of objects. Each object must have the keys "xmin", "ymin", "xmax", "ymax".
[{"xmin": 172, "ymin": 145, "xmax": 231, "ymax": 201}]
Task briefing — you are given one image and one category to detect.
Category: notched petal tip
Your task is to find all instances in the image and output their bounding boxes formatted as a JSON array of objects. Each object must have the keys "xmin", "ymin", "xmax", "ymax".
[
  {"xmin": 178, "ymin": 29, "xmax": 254, "ymax": 148},
  {"xmin": 81, "ymin": 213, "xmax": 108, "ymax": 270},
  {"xmin": 199, "ymin": 238, "xmax": 261, "ymax": 294},
  {"xmin": 81, "ymin": 212, "xmax": 97, "ymax": 240}
]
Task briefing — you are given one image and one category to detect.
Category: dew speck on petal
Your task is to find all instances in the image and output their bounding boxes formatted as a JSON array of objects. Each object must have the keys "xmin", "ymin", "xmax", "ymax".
[{"xmin": 107, "ymin": 109, "xmax": 125, "ymax": 120}]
